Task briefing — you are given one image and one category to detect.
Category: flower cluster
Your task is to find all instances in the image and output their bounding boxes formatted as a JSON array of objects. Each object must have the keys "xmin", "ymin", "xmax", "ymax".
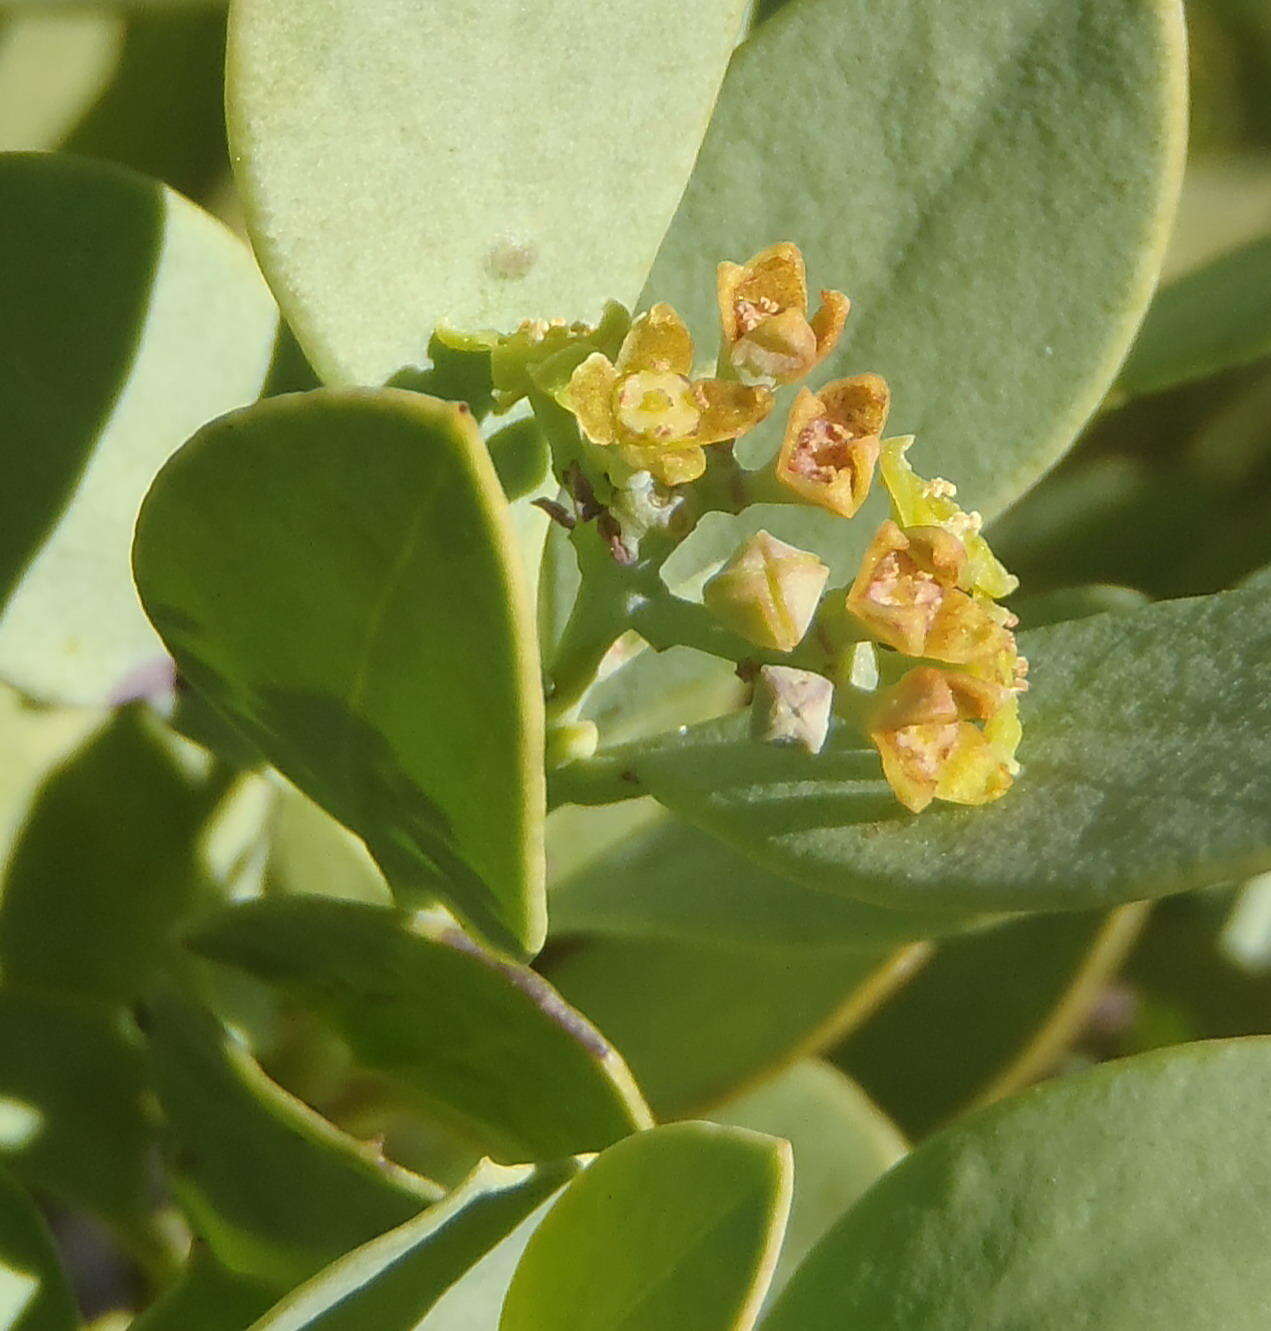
[{"xmin": 469, "ymin": 242, "xmax": 1025, "ymax": 814}]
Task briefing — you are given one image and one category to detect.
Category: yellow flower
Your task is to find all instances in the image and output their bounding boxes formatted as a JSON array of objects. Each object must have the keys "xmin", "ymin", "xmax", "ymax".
[
  {"xmin": 776, "ymin": 374, "xmax": 889, "ymax": 518},
  {"xmin": 559, "ymin": 303, "xmax": 772, "ymax": 486},
  {"xmin": 717, "ymin": 242, "xmax": 850, "ymax": 386},
  {"xmin": 703, "ymin": 531, "xmax": 829, "ymax": 653},
  {"xmin": 868, "ymin": 666, "xmax": 1020, "ymax": 813},
  {"xmin": 878, "ymin": 437, "xmax": 1018, "ymax": 599},
  {"xmin": 845, "ymin": 519, "xmax": 968, "ymax": 655}
]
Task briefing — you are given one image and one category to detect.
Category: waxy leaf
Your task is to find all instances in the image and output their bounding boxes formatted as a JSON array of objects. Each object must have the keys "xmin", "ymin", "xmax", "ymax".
[
  {"xmin": 501, "ymin": 1123, "xmax": 792, "ymax": 1331},
  {"xmin": 713, "ymin": 1062, "xmax": 906, "ymax": 1303},
  {"xmin": 835, "ymin": 906, "xmax": 1148, "ymax": 1137},
  {"xmin": 1116, "ymin": 234, "xmax": 1271, "ymax": 402},
  {"xmin": 565, "ymin": 589, "xmax": 1271, "ymax": 917},
  {"xmin": 191, "ymin": 898, "xmax": 652, "ymax": 1162},
  {"xmin": 764, "ymin": 1039, "xmax": 1271, "ymax": 1330},
  {"xmin": 228, "ymin": 0, "xmax": 746, "ymax": 385},
  {"xmin": 249, "ymin": 1159, "xmax": 575, "ymax": 1331},
  {"xmin": 145, "ymin": 997, "xmax": 442, "ymax": 1291},
  {"xmin": 543, "ymin": 936, "xmax": 924, "ymax": 1118},
  {"xmin": 0, "ymin": 151, "xmax": 279, "ymax": 705},
  {"xmin": 0, "ymin": 1166, "xmax": 78, "ymax": 1331},
  {"xmin": 134, "ymin": 389, "xmax": 545, "ymax": 955},
  {"xmin": 645, "ymin": 0, "xmax": 1187, "ymax": 517}
]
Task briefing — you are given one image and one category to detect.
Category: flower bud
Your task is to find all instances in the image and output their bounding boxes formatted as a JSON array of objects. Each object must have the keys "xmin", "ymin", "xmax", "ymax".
[
  {"xmin": 704, "ymin": 531, "xmax": 830, "ymax": 653},
  {"xmin": 750, "ymin": 665, "xmax": 834, "ymax": 754}
]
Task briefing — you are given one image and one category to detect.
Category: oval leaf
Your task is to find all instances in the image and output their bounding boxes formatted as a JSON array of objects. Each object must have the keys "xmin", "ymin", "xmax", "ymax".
[
  {"xmin": 0, "ymin": 150, "xmax": 279, "ymax": 705},
  {"xmin": 134, "ymin": 388, "xmax": 545, "ymax": 955},
  {"xmin": 191, "ymin": 898, "xmax": 652, "ymax": 1163},
  {"xmin": 764, "ymin": 1039, "xmax": 1271, "ymax": 1330},
  {"xmin": 0, "ymin": 1165, "xmax": 78, "ymax": 1331},
  {"xmin": 643, "ymin": 0, "xmax": 1186, "ymax": 517},
  {"xmin": 574, "ymin": 588, "xmax": 1271, "ymax": 917},
  {"xmin": 228, "ymin": 0, "xmax": 746, "ymax": 385},
  {"xmin": 250, "ymin": 1159, "xmax": 574, "ymax": 1331},
  {"xmin": 501, "ymin": 1122, "xmax": 792, "ymax": 1331}
]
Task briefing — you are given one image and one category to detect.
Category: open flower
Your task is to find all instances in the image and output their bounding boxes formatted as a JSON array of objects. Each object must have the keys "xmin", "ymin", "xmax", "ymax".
[
  {"xmin": 717, "ymin": 243, "xmax": 850, "ymax": 386},
  {"xmin": 868, "ymin": 666, "xmax": 1020, "ymax": 813},
  {"xmin": 776, "ymin": 374, "xmax": 889, "ymax": 517},
  {"xmin": 879, "ymin": 437, "xmax": 1018, "ymax": 599},
  {"xmin": 703, "ymin": 530, "xmax": 829, "ymax": 653},
  {"xmin": 559, "ymin": 303, "xmax": 772, "ymax": 486}
]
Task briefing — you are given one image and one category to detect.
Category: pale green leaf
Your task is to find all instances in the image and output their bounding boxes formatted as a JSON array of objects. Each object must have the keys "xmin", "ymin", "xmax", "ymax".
[
  {"xmin": 227, "ymin": 0, "xmax": 746, "ymax": 385},
  {"xmin": 0, "ymin": 151, "xmax": 279, "ymax": 705},
  {"xmin": 764, "ymin": 1039, "xmax": 1271, "ymax": 1330},
  {"xmin": 133, "ymin": 389, "xmax": 545, "ymax": 956},
  {"xmin": 191, "ymin": 898, "xmax": 653, "ymax": 1163},
  {"xmin": 129, "ymin": 1250, "xmax": 276, "ymax": 1331},
  {"xmin": 712, "ymin": 1062, "xmax": 905, "ymax": 1303},
  {"xmin": 249, "ymin": 1159, "xmax": 574, "ymax": 1331},
  {"xmin": 644, "ymin": 0, "xmax": 1186, "ymax": 518},
  {"xmin": 564, "ymin": 589, "xmax": 1271, "ymax": 917},
  {"xmin": 500, "ymin": 1122, "xmax": 792, "ymax": 1331}
]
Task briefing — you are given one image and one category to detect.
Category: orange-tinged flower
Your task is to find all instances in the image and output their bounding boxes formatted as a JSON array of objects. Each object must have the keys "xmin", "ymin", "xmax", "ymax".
[
  {"xmin": 703, "ymin": 531, "xmax": 830, "ymax": 653},
  {"xmin": 559, "ymin": 303, "xmax": 772, "ymax": 486},
  {"xmin": 868, "ymin": 666, "xmax": 1019, "ymax": 813},
  {"xmin": 776, "ymin": 375, "xmax": 889, "ymax": 518},
  {"xmin": 717, "ymin": 243, "xmax": 850, "ymax": 386},
  {"xmin": 846, "ymin": 519, "xmax": 968, "ymax": 655}
]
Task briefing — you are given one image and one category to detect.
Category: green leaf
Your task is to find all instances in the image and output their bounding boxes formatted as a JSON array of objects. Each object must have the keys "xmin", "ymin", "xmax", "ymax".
[
  {"xmin": 133, "ymin": 388, "xmax": 545, "ymax": 956},
  {"xmin": 265, "ymin": 784, "xmax": 390, "ymax": 907},
  {"xmin": 145, "ymin": 996, "xmax": 442, "ymax": 1291},
  {"xmin": 0, "ymin": 13, "xmax": 125, "ymax": 154},
  {"xmin": 542, "ymin": 935, "xmax": 923, "ymax": 1118},
  {"xmin": 0, "ymin": 1165, "xmax": 79, "ymax": 1331},
  {"xmin": 0, "ymin": 707, "xmax": 247, "ymax": 1005},
  {"xmin": 0, "ymin": 151, "xmax": 279, "ymax": 705},
  {"xmin": 712, "ymin": 1062, "xmax": 904, "ymax": 1304},
  {"xmin": 0, "ymin": 990, "xmax": 157, "ymax": 1267},
  {"xmin": 249, "ymin": 1159, "xmax": 575, "ymax": 1331},
  {"xmin": 549, "ymin": 809, "xmax": 981, "ymax": 953},
  {"xmin": 501, "ymin": 1122, "xmax": 792, "ymax": 1331},
  {"xmin": 764, "ymin": 1039, "xmax": 1271, "ymax": 1330},
  {"xmin": 568, "ymin": 589, "xmax": 1271, "ymax": 917},
  {"xmin": 191, "ymin": 898, "xmax": 652, "ymax": 1162},
  {"xmin": 129, "ymin": 1250, "xmax": 276, "ymax": 1331},
  {"xmin": 1007, "ymin": 584, "xmax": 1151, "ymax": 630},
  {"xmin": 644, "ymin": 0, "xmax": 1186, "ymax": 518},
  {"xmin": 1115, "ymin": 235, "xmax": 1271, "ymax": 402},
  {"xmin": 834, "ymin": 906, "xmax": 1148, "ymax": 1137},
  {"xmin": 227, "ymin": 0, "xmax": 747, "ymax": 385}
]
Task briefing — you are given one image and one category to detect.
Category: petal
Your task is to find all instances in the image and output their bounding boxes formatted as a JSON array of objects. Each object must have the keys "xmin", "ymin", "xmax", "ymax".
[
  {"xmin": 692, "ymin": 379, "xmax": 774, "ymax": 444},
  {"xmin": 730, "ymin": 309, "xmax": 819, "ymax": 385},
  {"xmin": 732, "ymin": 242, "xmax": 809, "ymax": 317},
  {"xmin": 617, "ymin": 302, "xmax": 695, "ymax": 375},
  {"xmin": 934, "ymin": 724, "xmax": 1015, "ymax": 805},
  {"xmin": 716, "ymin": 260, "xmax": 746, "ymax": 346},
  {"xmin": 810, "ymin": 288, "xmax": 851, "ymax": 361},
  {"xmin": 817, "ymin": 373, "xmax": 890, "ymax": 438},
  {"xmin": 560, "ymin": 351, "xmax": 619, "ymax": 445},
  {"xmin": 619, "ymin": 443, "xmax": 706, "ymax": 486},
  {"xmin": 776, "ymin": 387, "xmax": 881, "ymax": 518}
]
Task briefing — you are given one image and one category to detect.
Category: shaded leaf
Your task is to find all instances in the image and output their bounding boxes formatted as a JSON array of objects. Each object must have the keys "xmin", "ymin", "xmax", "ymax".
[
  {"xmin": 0, "ymin": 1166, "xmax": 78, "ymax": 1331},
  {"xmin": 0, "ymin": 151, "xmax": 278, "ymax": 704},
  {"xmin": 134, "ymin": 389, "xmax": 545, "ymax": 955},
  {"xmin": 191, "ymin": 898, "xmax": 652, "ymax": 1163}
]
